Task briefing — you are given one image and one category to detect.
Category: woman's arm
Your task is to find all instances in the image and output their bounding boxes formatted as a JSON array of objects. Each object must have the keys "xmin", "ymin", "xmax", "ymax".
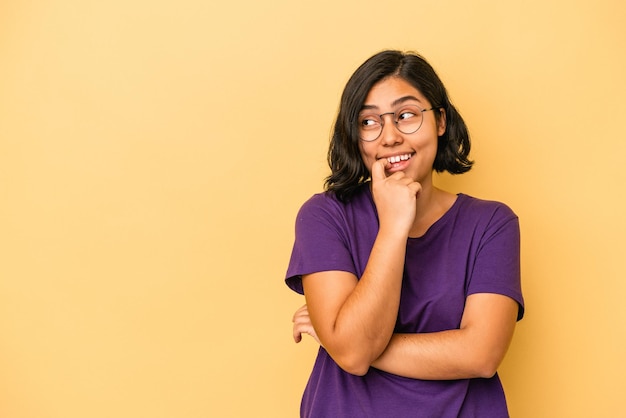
[
  {"xmin": 299, "ymin": 160, "xmax": 421, "ymax": 376},
  {"xmin": 371, "ymin": 293, "xmax": 519, "ymax": 380},
  {"xmin": 293, "ymin": 293, "xmax": 518, "ymax": 379}
]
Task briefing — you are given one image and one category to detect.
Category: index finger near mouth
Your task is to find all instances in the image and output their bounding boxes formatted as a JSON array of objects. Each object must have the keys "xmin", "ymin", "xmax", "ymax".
[{"xmin": 371, "ymin": 158, "xmax": 389, "ymax": 181}]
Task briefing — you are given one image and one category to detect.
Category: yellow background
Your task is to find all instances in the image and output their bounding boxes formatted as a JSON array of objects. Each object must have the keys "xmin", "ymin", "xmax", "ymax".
[{"xmin": 1, "ymin": 1, "xmax": 625, "ymax": 417}]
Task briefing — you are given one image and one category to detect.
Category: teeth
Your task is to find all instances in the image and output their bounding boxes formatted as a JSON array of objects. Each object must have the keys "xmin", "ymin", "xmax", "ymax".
[{"xmin": 387, "ymin": 153, "xmax": 412, "ymax": 164}]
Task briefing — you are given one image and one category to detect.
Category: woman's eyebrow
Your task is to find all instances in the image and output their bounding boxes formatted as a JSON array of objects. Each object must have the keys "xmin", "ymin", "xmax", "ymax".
[
  {"xmin": 361, "ymin": 95, "xmax": 423, "ymax": 111},
  {"xmin": 391, "ymin": 95, "xmax": 423, "ymax": 107}
]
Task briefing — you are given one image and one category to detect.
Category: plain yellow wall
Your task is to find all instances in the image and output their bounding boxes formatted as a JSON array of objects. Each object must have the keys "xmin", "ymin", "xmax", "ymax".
[{"xmin": 1, "ymin": 1, "xmax": 625, "ymax": 417}]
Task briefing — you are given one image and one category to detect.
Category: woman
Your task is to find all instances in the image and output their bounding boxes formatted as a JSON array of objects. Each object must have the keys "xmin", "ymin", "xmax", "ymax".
[{"xmin": 286, "ymin": 50, "xmax": 524, "ymax": 417}]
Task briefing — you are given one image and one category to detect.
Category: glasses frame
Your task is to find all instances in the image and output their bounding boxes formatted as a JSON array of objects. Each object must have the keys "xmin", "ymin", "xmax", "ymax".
[{"xmin": 358, "ymin": 106, "xmax": 436, "ymax": 142}]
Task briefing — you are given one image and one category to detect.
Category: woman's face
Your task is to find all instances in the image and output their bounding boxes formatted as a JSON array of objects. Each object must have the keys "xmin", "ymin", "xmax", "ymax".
[{"xmin": 358, "ymin": 76, "xmax": 446, "ymax": 184}]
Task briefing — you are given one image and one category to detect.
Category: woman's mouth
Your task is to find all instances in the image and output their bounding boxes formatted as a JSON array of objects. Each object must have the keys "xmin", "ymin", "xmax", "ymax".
[
  {"xmin": 387, "ymin": 153, "xmax": 413, "ymax": 164},
  {"xmin": 382, "ymin": 153, "xmax": 414, "ymax": 172}
]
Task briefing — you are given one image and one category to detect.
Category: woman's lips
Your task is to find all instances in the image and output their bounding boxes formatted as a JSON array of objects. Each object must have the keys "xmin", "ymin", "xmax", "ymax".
[
  {"xmin": 386, "ymin": 153, "xmax": 413, "ymax": 164},
  {"xmin": 383, "ymin": 153, "xmax": 414, "ymax": 171}
]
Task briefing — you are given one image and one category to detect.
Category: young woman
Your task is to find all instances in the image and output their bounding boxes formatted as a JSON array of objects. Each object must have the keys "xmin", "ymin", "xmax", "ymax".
[{"xmin": 286, "ymin": 50, "xmax": 524, "ymax": 417}]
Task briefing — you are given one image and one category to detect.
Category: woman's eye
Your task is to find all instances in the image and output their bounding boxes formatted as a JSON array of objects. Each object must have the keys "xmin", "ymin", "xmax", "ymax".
[
  {"xmin": 398, "ymin": 110, "xmax": 417, "ymax": 121},
  {"xmin": 360, "ymin": 117, "xmax": 379, "ymax": 128}
]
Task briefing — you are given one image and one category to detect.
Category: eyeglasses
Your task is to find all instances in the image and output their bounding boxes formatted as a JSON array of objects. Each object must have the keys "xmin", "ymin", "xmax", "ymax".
[{"xmin": 358, "ymin": 105, "xmax": 436, "ymax": 142}]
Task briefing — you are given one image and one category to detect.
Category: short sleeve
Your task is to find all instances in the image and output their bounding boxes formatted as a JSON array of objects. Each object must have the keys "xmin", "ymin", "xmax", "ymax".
[
  {"xmin": 285, "ymin": 194, "xmax": 358, "ymax": 294},
  {"xmin": 467, "ymin": 205, "xmax": 525, "ymax": 320}
]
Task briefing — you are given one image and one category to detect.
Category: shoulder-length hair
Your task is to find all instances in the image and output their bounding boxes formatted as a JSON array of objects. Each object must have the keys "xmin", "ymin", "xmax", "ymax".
[{"xmin": 325, "ymin": 50, "xmax": 473, "ymax": 202}]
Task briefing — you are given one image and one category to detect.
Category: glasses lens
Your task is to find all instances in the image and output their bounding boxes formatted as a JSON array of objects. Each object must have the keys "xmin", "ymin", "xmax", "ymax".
[
  {"xmin": 396, "ymin": 106, "xmax": 423, "ymax": 134},
  {"xmin": 358, "ymin": 113, "xmax": 382, "ymax": 142}
]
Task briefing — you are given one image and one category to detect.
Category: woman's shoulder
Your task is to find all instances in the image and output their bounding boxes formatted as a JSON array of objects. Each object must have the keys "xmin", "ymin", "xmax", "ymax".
[
  {"xmin": 299, "ymin": 183, "xmax": 372, "ymax": 214},
  {"xmin": 296, "ymin": 191, "xmax": 342, "ymax": 220},
  {"xmin": 455, "ymin": 193, "xmax": 518, "ymax": 222}
]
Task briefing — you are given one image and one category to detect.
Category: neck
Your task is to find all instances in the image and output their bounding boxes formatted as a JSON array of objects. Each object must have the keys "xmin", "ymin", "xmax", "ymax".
[{"xmin": 409, "ymin": 185, "xmax": 456, "ymax": 238}]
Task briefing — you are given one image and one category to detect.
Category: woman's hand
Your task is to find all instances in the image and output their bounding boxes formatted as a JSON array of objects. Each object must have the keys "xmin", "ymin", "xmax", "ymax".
[
  {"xmin": 292, "ymin": 304, "xmax": 321, "ymax": 345},
  {"xmin": 370, "ymin": 159, "xmax": 421, "ymax": 237},
  {"xmin": 294, "ymin": 160, "xmax": 418, "ymax": 375}
]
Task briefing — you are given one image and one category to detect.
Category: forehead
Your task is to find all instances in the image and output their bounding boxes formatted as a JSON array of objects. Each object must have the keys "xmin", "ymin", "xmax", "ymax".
[{"xmin": 363, "ymin": 76, "xmax": 429, "ymax": 108}]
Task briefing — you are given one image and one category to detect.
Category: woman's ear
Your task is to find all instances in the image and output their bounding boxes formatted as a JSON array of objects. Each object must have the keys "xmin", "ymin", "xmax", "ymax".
[{"xmin": 437, "ymin": 108, "xmax": 447, "ymax": 136}]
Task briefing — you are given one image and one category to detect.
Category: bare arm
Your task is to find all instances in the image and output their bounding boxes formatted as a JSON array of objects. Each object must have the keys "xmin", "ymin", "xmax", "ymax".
[
  {"xmin": 299, "ymin": 160, "xmax": 421, "ymax": 376},
  {"xmin": 371, "ymin": 293, "xmax": 519, "ymax": 379}
]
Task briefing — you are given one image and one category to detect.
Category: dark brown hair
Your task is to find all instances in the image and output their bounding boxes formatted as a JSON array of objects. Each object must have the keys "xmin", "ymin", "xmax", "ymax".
[{"xmin": 325, "ymin": 50, "xmax": 473, "ymax": 201}]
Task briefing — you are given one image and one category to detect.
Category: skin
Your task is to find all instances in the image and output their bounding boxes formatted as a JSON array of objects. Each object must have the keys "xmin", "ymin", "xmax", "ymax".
[{"xmin": 292, "ymin": 76, "xmax": 518, "ymax": 379}]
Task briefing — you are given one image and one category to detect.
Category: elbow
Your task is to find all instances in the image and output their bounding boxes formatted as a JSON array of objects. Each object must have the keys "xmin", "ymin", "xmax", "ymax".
[
  {"xmin": 339, "ymin": 362, "xmax": 370, "ymax": 377},
  {"xmin": 470, "ymin": 355, "xmax": 502, "ymax": 379},
  {"xmin": 462, "ymin": 337, "xmax": 509, "ymax": 379},
  {"xmin": 321, "ymin": 331, "xmax": 389, "ymax": 376},
  {"xmin": 475, "ymin": 364, "xmax": 498, "ymax": 379},
  {"xmin": 332, "ymin": 353, "xmax": 372, "ymax": 376}
]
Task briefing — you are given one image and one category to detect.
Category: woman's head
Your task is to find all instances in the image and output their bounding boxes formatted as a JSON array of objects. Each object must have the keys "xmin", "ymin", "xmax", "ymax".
[{"xmin": 325, "ymin": 50, "xmax": 473, "ymax": 201}]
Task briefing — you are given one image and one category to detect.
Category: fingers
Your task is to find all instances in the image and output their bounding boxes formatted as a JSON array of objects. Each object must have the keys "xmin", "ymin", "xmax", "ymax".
[
  {"xmin": 370, "ymin": 157, "xmax": 421, "ymax": 196},
  {"xmin": 370, "ymin": 158, "xmax": 422, "ymax": 234},
  {"xmin": 293, "ymin": 323, "xmax": 317, "ymax": 343},
  {"xmin": 292, "ymin": 304, "xmax": 309, "ymax": 321},
  {"xmin": 371, "ymin": 158, "xmax": 389, "ymax": 183},
  {"xmin": 408, "ymin": 180, "xmax": 422, "ymax": 198},
  {"xmin": 292, "ymin": 304, "xmax": 321, "ymax": 344},
  {"xmin": 292, "ymin": 304, "xmax": 309, "ymax": 343},
  {"xmin": 371, "ymin": 158, "xmax": 419, "ymax": 193}
]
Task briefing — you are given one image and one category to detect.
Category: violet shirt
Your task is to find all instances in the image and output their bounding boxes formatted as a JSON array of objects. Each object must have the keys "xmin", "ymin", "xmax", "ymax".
[{"xmin": 285, "ymin": 184, "xmax": 524, "ymax": 418}]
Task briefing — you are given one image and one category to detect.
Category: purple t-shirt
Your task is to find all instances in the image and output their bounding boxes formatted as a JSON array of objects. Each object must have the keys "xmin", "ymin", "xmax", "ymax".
[{"xmin": 285, "ymin": 184, "xmax": 524, "ymax": 418}]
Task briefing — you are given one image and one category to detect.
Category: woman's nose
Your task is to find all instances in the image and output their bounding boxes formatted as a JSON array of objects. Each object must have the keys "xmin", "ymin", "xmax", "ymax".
[{"xmin": 379, "ymin": 118, "xmax": 403, "ymax": 146}]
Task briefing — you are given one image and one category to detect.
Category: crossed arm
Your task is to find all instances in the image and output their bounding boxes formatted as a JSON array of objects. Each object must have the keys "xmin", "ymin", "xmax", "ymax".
[
  {"xmin": 291, "ymin": 160, "xmax": 519, "ymax": 379},
  {"xmin": 292, "ymin": 271, "xmax": 518, "ymax": 379}
]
